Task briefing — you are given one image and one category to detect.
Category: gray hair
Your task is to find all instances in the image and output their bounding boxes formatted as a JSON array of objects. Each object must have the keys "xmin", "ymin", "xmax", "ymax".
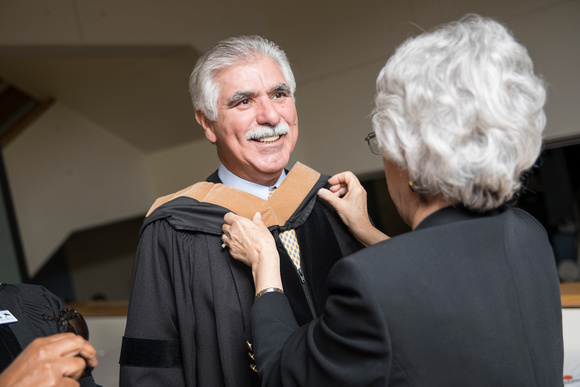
[
  {"xmin": 189, "ymin": 35, "xmax": 296, "ymax": 121},
  {"xmin": 372, "ymin": 14, "xmax": 546, "ymax": 212}
]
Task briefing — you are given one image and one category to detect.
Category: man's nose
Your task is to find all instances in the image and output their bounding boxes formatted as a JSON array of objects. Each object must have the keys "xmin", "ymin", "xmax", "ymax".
[{"xmin": 256, "ymin": 98, "xmax": 281, "ymax": 126}]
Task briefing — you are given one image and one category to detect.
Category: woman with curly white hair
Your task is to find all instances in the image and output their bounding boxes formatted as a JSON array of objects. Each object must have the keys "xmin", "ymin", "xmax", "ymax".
[{"xmin": 222, "ymin": 14, "xmax": 563, "ymax": 386}]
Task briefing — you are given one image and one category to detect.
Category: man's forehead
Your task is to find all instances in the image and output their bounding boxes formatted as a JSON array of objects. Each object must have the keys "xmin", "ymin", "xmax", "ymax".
[
  {"xmin": 227, "ymin": 56, "xmax": 282, "ymax": 73},
  {"xmin": 217, "ymin": 59, "xmax": 288, "ymax": 96}
]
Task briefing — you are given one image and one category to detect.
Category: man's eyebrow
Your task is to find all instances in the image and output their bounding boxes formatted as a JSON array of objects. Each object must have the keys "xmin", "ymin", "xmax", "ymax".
[
  {"xmin": 227, "ymin": 91, "xmax": 254, "ymax": 108},
  {"xmin": 271, "ymin": 83, "xmax": 291, "ymax": 94},
  {"xmin": 226, "ymin": 84, "xmax": 291, "ymax": 107}
]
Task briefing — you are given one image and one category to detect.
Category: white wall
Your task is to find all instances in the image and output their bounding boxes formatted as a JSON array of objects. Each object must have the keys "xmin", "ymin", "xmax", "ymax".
[
  {"xmin": 3, "ymin": 103, "xmax": 155, "ymax": 276},
  {"xmin": 146, "ymin": 1, "xmax": 580, "ymax": 192},
  {"xmin": 507, "ymin": 1, "xmax": 580, "ymax": 141},
  {"xmin": 291, "ymin": 0, "xmax": 580, "ymax": 179},
  {"xmin": 86, "ymin": 315, "xmax": 127, "ymax": 387},
  {"xmin": 2, "ymin": 0, "xmax": 578, "ymax": 278},
  {"xmin": 294, "ymin": 60, "xmax": 386, "ymax": 176},
  {"xmin": 563, "ymin": 308, "xmax": 580, "ymax": 384},
  {"xmin": 146, "ymin": 138, "xmax": 219, "ymax": 198}
]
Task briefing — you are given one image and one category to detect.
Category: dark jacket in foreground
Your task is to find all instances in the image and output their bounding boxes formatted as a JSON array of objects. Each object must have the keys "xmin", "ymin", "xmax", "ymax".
[
  {"xmin": 119, "ymin": 163, "xmax": 363, "ymax": 386},
  {"xmin": 0, "ymin": 283, "xmax": 100, "ymax": 387},
  {"xmin": 252, "ymin": 205, "xmax": 564, "ymax": 387}
]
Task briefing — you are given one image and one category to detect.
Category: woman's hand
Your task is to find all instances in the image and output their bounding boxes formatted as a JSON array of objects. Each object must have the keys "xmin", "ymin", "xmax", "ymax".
[
  {"xmin": 223, "ymin": 212, "xmax": 283, "ymax": 294},
  {"xmin": 0, "ymin": 333, "xmax": 98, "ymax": 387},
  {"xmin": 317, "ymin": 171, "xmax": 389, "ymax": 246}
]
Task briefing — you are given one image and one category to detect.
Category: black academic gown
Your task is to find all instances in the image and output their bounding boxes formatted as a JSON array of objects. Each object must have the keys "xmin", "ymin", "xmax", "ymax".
[
  {"xmin": 119, "ymin": 164, "xmax": 363, "ymax": 387},
  {"xmin": 0, "ymin": 283, "xmax": 100, "ymax": 387}
]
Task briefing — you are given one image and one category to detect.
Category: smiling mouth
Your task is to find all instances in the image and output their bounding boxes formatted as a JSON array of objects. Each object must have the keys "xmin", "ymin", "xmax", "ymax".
[
  {"xmin": 255, "ymin": 135, "xmax": 281, "ymax": 143},
  {"xmin": 246, "ymin": 123, "xmax": 289, "ymax": 143}
]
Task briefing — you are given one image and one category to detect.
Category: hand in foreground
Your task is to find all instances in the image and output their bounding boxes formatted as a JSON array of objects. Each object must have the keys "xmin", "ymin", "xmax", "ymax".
[
  {"xmin": 0, "ymin": 333, "xmax": 98, "ymax": 387},
  {"xmin": 317, "ymin": 171, "xmax": 389, "ymax": 246},
  {"xmin": 223, "ymin": 212, "xmax": 283, "ymax": 293}
]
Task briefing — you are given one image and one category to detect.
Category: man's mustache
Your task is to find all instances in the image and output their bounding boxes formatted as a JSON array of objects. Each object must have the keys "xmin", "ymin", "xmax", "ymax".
[{"xmin": 245, "ymin": 123, "xmax": 289, "ymax": 140}]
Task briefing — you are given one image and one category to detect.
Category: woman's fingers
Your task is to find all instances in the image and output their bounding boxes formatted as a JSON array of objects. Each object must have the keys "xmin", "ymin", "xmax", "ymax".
[
  {"xmin": 0, "ymin": 333, "xmax": 97, "ymax": 387},
  {"xmin": 37, "ymin": 334, "xmax": 98, "ymax": 369},
  {"xmin": 222, "ymin": 212, "xmax": 279, "ymax": 269},
  {"xmin": 37, "ymin": 334, "xmax": 97, "ymax": 378},
  {"xmin": 61, "ymin": 356, "xmax": 89, "ymax": 380},
  {"xmin": 252, "ymin": 211, "xmax": 263, "ymax": 224},
  {"xmin": 317, "ymin": 171, "xmax": 389, "ymax": 246},
  {"xmin": 76, "ymin": 339, "xmax": 98, "ymax": 368},
  {"xmin": 317, "ymin": 187, "xmax": 338, "ymax": 206}
]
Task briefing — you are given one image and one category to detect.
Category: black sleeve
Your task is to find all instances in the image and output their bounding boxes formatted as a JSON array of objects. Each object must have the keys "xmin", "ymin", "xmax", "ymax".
[
  {"xmin": 251, "ymin": 257, "xmax": 390, "ymax": 387},
  {"xmin": 119, "ymin": 220, "xmax": 190, "ymax": 386}
]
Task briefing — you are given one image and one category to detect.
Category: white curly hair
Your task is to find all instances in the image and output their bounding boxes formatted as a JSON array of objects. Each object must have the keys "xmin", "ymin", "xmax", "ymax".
[{"xmin": 372, "ymin": 14, "xmax": 546, "ymax": 212}]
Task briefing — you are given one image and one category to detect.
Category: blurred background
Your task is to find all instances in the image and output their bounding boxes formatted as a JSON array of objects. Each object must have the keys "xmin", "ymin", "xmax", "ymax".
[{"xmin": 0, "ymin": 1, "xmax": 579, "ymax": 385}]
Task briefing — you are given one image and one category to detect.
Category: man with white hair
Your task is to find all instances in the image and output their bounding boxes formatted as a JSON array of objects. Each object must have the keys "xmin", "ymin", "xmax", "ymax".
[{"xmin": 118, "ymin": 36, "xmax": 364, "ymax": 387}]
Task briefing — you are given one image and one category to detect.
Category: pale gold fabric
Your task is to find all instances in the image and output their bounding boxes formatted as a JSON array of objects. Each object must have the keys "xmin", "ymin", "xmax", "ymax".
[{"xmin": 145, "ymin": 162, "xmax": 321, "ymax": 229}]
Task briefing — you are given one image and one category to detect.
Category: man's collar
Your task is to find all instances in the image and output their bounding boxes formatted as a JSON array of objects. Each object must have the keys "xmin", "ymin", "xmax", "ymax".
[
  {"xmin": 217, "ymin": 163, "xmax": 286, "ymax": 200},
  {"xmin": 144, "ymin": 162, "xmax": 323, "ymax": 230}
]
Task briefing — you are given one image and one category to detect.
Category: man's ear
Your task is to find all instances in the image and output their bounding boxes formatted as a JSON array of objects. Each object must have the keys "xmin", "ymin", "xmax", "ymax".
[{"xmin": 195, "ymin": 110, "xmax": 217, "ymax": 143}]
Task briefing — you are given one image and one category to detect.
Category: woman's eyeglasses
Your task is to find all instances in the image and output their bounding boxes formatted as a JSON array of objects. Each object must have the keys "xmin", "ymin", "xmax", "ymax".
[{"xmin": 365, "ymin": 132, "xmax": 382, "ymax": 155}]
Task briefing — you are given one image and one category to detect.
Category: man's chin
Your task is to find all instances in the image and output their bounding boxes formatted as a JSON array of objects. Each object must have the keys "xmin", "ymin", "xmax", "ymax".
[{"xmin": 249, "ymin": 161, "xmax": 289, "ymax": 180}]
